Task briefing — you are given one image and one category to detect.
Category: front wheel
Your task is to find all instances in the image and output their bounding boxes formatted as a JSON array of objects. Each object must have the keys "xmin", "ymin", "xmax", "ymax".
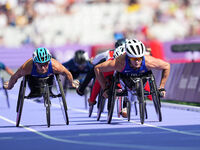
[
  {"xmin": 16, "ymin": 77, "xmax": 26, "ymax": 127},
  {"xmin": 107, "ymin": 78, "xmax": 117, "ymax": 124},
  {"xmin": 56, "ymin": 74, "xmax": 69, "ymax": 125},
  {"xmin": 44, "ymin": 87, "xmax": 51, "ymax": 127},
  {"xmin": 150, "ymin": 75, "xmax": 162, "ymax": 122},
  {"xmin": 125, "ymin": 97, "xmax": 131, "ymax": 121},
  {"xmin": 137, "ymin": 79, "xmax": 145, "ymax": 124},
  {"xmin": 97, "ymin": 90, "xmax": 106, "ymax": 121}
]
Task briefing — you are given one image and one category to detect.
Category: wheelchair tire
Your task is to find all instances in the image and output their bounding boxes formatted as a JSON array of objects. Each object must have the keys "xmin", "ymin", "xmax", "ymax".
[
  {"xmin": 150, "ymin": 74, "xmax": 162, "ymax": 122},
  {"xmin": 137, "ymin": 79, "xmax": 145, "ymax": 124},
  {"xmin": 46, "ymin": 105, "xmax": 50, "ymax": 127},
  {"xmin": 2, "ymin": 78, "xmax": 10, "ymax": 108},
  {"xmin": 97, "ymin": 89, "xmax": 106, "ymax": 121},
  {"xmin": 16, "ymin": 77, "xmax": 26, "ymax": 127},
  {"xmin": 43, "ymin": 85, "xmax": 51, "ymax": 127},
  {"xmin": 144, "ymin": 101, "xmax": 148, "ymax": 119},
  {"xmin": 63, "ymin": 77, "xmax": 68, "ymax": 96},
  {"xmin": 56, "ymin": 74, "xmax": 69, "ymax": 125},
  {"xmin": 88, "ymin": 105, "xmax": 94, "ymax": 117},
  {"xmin": 107, "ymin": 77, "xmax": 117, "ymax": 124},
  {"xmin": 125, "ymin": 97, "xmax": 131, "ymax": 121}
]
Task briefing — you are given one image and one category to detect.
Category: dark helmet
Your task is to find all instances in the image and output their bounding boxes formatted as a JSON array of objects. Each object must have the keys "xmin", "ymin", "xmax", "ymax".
[
  {"xmin": 74, "ymin": 50, "xmax": 87, "ymax": 65},
  {"xmin": 115, "ymin": 38, "xmax": 126, "ymax": 48}
]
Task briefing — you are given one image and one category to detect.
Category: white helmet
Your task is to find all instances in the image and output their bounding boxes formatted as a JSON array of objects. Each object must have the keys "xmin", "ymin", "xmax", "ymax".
[
  {"xmin": 125, "ymin": 39, "xmax": 146, "ymax": 58},
  {"xmin": 114, "ymin": 44, "xmax": 126, "ymax": 58}
]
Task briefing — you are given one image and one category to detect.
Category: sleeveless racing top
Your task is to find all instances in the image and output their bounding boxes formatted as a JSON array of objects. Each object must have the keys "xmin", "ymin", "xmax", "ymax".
[
  {"xmin": 120, "ymin": 55, "xmax": 149, "ymax": 75},
  {"xmin": 31, "ymin": 61, "xmax": 53, "ymax": 78}
]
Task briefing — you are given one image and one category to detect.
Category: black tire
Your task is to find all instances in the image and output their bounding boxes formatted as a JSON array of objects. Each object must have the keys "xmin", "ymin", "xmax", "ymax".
[
  {"xmin": 150, "ymin": 75, "xmax": 162, "ymax": 122},
  {"xmin": 56, "ymin": 74, "xmax": 69, "ymax": 125},
  {"xmin": 97, "ymin": 90, "xmax": 106, "ymax": 121},
  {"xmin": 16, "ymin": 77, "xmax": 26, "ymax": 127},
  {"xmin": 144, "ymin": 101, "xmax": 148, "ymax": 119},
  {"xmin": 88, "ymin": 105, "xmax": 94, "ymax": 117},
  {"xmin": 43, "ymin": 86, "xmax": 51, "ymax": 127},
  {"xmin": 125, "ymin": 97, "xmax": 131, "ymax": 121},
  {"xmin": 137, "ymin": 79, "xmax": 145, "ymax": 124},
  {"xmin": 2, "ymin": 78, "xmax": 10, "ymax": 108},
  {"xmin": 46, "ymin": 104, "xmax": 50, "ymax": 127},
  {"xmin": 84, "ymin": 87, "xmax": 89, "ymax": 110},
  {"xmin": 107, "ymin": 77, "xmax": 117, "ymax": 124},
  {"xmin": 63, "ymin": 77, "xmax": 68, "ymax": 96}
]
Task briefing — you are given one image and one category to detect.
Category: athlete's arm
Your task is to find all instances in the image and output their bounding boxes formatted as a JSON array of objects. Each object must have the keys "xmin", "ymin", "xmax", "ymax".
[
  {"xmin": 94, "ymin": 59, "xmax": 119, "ymax": 90},
  {"xmin": 5, "ymin": 66, "xmax": 14, "ymax": 76},
  {"xmin": 51, "ymin": 58, "xmax": 77, "ymax": 88},
  {"xmin": 145, "ymin": 55, "xmax": 170, "ymax": 89},
  {"xmin": 92, "ymin": 50, "xmax": 109, "ymax": 65},
  {"xmin": 4, "ymin": 59, "xmax": 32, "ymax": 90}
]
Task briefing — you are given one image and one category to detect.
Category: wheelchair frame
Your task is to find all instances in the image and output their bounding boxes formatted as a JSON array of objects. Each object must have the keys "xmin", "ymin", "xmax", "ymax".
[
  {"xmin": 107, "ymin": 70, "xmax": 162, "ymax": 124},
  {"xmin": 16, "ymin": 74, "xmax": 69, "ymax": 127}
]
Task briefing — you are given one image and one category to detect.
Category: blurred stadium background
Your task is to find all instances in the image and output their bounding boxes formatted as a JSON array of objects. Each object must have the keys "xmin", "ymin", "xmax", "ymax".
[{"xmin": 0, "ymin": 0, "xmax": 200, "ymax": 103}]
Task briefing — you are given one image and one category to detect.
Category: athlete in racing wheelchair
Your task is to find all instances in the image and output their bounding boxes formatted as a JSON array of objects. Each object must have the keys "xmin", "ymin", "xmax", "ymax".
[
  {"xmin": 94, "ymin": 39, "xmax": 170, "ymax": 124},
  {"xmin": 4, "ymin": 48, "xmax": 79, "ymax": 127}
]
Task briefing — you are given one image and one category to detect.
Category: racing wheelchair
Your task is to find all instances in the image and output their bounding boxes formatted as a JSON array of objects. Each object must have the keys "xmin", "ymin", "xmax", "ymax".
[
  {"xmin": 16, "ymin": 74, "xmax": 69, "ymax": 127},
  {"xmin": 88, "ymin": 76, "xmax": 138, "ymax": 121},
  {"xmin": 107, "ymin": 70, "xmax": 162, "ymax": 124},
  {"xmin": 88, "ymin": 87, "xmax": 106, "ymax": 119}
]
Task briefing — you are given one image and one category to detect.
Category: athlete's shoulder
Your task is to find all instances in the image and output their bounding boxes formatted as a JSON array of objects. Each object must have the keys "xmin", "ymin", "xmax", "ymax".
[{"xmin": 19, "ymin": 58, "xmax": 33, "ymax": 75}]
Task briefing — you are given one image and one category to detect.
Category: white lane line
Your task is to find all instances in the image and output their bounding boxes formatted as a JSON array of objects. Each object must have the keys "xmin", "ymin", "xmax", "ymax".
[
  {"xmin": 50, "ymin": 103, "xmax": 200, "ymax": 137},
  {"xmin": 0, "ymin": 115, "xmax": 175, "ymax": 150},
  {"xmin": 3, "ymin": 93, "xmax": 200, "ymax": 142},
  {"xmin": 6, "ymin": 93, "xmax": 200, "ymax": 137}
]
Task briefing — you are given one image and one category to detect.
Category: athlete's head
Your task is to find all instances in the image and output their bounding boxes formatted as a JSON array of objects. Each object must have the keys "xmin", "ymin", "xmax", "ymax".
[
  {"xmin": 74, "ymin": 50, "xmax": 88, "ymax": 69},
  {"xmin": 115, "ymin": 38, "xmax": 126, "ymax": 48},
  {"xmin": 125, "ymin": 39, "xmax": 146, "ymax": 68},
  {"xmin": 113, "ymin": 44, "xmax": 126, "ymax": 58},
  {"xmin": 33, "ymin": 47, "xmax": 52, "ymax": 73}
]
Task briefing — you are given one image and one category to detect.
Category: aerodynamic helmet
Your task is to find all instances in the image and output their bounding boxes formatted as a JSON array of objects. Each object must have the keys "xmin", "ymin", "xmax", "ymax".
[
  {"xmin": 74, "ymin": 50, "xmax": 88, "ymax": 65},
  {"xmin": 113, "ymin": 44, "xmax": 126, "ymax": 58},
  {"xmin": 33, "ymin": 48, "xmax": 52, "ymax": 63},
  {"xmin": 125, "ymin": 39, "xmax": 146, "ymax": 58}
]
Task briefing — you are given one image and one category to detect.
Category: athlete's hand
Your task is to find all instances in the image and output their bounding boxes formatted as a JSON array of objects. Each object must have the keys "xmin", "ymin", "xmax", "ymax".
[
  {"xmin": 158, "ymin": 88, "xmax": 166, "ymax": 98},
  {"xmin": 102, "ymin": 88, "xmax": 109, "ymax": 98},
  {"xmin": 3, "ymin": 81, "xmax": 9, "ymax": 89},
  {"xmin": 72, "ymin": 80, "xmax": 80, "ymax": 89}
]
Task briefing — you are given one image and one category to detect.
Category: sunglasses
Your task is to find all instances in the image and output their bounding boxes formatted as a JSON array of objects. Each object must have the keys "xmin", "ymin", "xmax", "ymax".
[
  {"xmin": 36, "ymin": 62, "xmax": 49, "ymax": 67},
  {"xmin": 129, "ymin": 57, "xmax": 143, "ymax": 61}
]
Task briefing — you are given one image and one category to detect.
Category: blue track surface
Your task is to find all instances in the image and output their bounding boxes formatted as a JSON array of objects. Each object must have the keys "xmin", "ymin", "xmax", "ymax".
[{"xmin": 0, "ymin": 81, "xmax": 200, "ymax": 150}]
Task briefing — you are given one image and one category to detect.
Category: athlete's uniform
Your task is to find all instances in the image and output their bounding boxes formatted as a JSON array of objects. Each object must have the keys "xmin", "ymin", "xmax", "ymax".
[
  {"xmin": 77, "ymin": 50, "xmax": 114, "ymax": 95},
  {"xmin": 62, "ymin": 59, "xmax": 93, "ymax": 83},
  {"xmin": 27, "ymin": 61, "xmax": 54, "ymax": 97},
  {"xmin": 120, "ymin": 56, "xmax": 152, "ymax": 101}
]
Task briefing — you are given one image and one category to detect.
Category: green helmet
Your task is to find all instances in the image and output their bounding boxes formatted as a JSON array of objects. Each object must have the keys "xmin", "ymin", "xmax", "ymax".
[{"xmin": 33, "ymin": 48, "xmax": 52, "ymax": 63}]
